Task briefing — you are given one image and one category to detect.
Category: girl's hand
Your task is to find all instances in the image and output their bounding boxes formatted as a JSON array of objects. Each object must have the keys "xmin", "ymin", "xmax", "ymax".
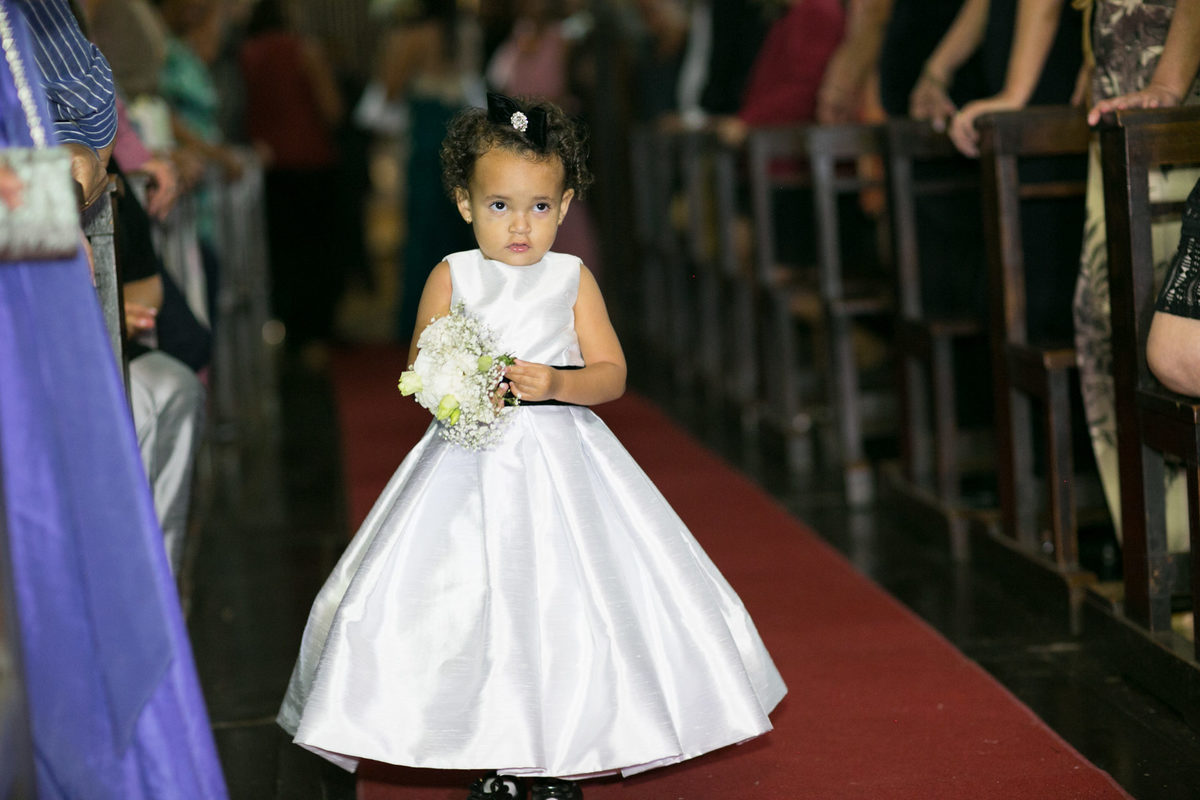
[
  {"xmin": 948, "ymin": 94, "xmax": 1022, "ymax": 158},
  {"xmin": 503, "ymin": 359, "xmax": 558, "ymax": 403},
  {"xmin": 909, "ymin": 72, "xmax": 957, "ymax": 132}
]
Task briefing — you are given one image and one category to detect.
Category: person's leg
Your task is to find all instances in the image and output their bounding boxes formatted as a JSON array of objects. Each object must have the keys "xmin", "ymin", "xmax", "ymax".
[{"xmin": 129, "ymin": 351, "xmax": 207, "ymax": 574}]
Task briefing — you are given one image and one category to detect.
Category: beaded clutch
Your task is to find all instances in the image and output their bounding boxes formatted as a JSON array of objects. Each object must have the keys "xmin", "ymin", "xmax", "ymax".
[{"xmin": 0, "ymin": 1, "xmax": 81, "ymax": 261}]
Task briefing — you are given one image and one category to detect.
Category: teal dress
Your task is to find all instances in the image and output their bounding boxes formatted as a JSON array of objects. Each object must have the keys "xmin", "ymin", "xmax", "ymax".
[{"xmin": 396, "ymin": 94, "xmax": 475, "ymax": 342}]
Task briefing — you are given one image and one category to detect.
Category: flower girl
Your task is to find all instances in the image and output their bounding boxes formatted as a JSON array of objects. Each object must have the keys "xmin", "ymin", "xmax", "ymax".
[{"xmin": 278, "ymin": 93, "xmax": 786, "ymax": 800}]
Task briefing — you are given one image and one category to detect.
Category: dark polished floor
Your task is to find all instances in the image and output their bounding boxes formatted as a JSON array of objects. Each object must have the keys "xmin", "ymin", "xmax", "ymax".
[{"xmin": 186, "ymin": 337, "xmax": 1200, "ymax": 800}]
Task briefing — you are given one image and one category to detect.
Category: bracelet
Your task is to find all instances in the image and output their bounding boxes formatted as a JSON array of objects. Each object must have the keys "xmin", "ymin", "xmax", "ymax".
[{"xmin": 920, "ymin": 68, "xmax": 949, "ymax": 91}]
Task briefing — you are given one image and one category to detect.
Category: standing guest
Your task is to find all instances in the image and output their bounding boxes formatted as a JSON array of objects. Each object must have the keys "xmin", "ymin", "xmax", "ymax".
[
  {"xmin": 711, "ymin": 0, "xmax": 845, "ymax": 145},
  {"xmin": 934, "ymin": 0, "xmax": 1084, "ymax": 349},
  {"xmin": 156, "ymin": 0, "xmax": 242, "ymax": 324},
  {"xmin": 240, "ymin": 0, "xmax": 344, "ymax": 367},
  {"xmin": 486, "ymin": 0, "xmax": 601, "ymax": 276},
  {"xmin": 375, "ymin": 0, "xmax": 482, "ymax": 342},
  {"xmin": 13, "ymin": 0, "xmax": 114, "ymax": 205},
  {"xmin": 0, "ymin": 0, "xmax": 228, "ymax": 796}
]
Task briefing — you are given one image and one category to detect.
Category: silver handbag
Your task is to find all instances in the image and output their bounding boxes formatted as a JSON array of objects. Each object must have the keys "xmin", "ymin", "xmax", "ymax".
[{"xmin": 0, "ymin": 1, "xmax": 80, "ymax": 261}]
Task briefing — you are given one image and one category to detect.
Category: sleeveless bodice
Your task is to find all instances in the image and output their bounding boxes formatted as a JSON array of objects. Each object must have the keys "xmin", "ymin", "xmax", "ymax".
[{"xmin": 446, "ymin": 249, "xmax": 584, "ymax": 367}]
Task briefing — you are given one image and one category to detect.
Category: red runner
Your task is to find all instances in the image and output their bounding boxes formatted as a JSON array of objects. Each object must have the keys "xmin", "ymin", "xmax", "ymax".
[{"xmin": 329, "ymin": 344, "xmax": 1129, "ymax": 800}]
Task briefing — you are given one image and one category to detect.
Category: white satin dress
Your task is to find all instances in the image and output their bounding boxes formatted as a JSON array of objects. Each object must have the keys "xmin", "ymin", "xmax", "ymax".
[{"xmin": 278, "ymin": 249, "xmax": 787, "ymax": 779}]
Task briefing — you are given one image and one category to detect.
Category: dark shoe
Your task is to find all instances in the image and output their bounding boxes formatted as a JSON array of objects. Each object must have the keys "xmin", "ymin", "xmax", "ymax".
[
  {"xmin": 530, "ymin": 778, "xmax": 582, "ymax": 800},
  {"xmin": 467, "ymin": 772, "xmax": 525, "ymax": 800}
]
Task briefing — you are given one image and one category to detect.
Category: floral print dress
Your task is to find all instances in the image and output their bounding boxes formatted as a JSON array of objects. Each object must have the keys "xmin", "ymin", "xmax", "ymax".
[{"xmin": 1072, "ymin": 0, "xmax": 1200, "ymax": 552}]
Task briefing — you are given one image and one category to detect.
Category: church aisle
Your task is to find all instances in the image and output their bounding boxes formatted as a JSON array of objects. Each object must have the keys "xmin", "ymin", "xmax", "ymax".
[{"xmin": 186, "ymin": 343, "xmax": 1200, "ymax": 799}]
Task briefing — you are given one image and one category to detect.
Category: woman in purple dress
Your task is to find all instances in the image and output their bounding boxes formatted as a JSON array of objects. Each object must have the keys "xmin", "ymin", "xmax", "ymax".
[{"xmin": 0, "ymin": 1, "xmax": 227, "ymax": 796}]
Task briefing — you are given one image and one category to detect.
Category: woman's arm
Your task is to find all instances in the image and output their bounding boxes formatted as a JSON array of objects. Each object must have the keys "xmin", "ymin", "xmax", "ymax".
[
  {"xmin": 816, "ymin": 0, "xmax": 893, "ymax": 124},
  {"xmin": 948, "ymin": 0, "xmax": 1068, "ymax": 156},
  {"xmin": 1087, "ymin": 0, "xmax": 1200, "ymax": 124},
  {"xmin": 503, "ymin": 265, "xmax": 626, "ymax": 405},
  {"xmin": 909, "ymin": 0, "xmax": 991, "ymax": 128},
  {"xmin": 1147, "ymin": 311, "xmax": 1200, "ymax": 396},
  {"xmin": 302, "ymin": 37, "xmax": 345, "ymax": 127}
]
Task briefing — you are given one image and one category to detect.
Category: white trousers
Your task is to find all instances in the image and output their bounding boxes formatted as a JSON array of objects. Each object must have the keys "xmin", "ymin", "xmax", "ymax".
[{"xmin": 129, "ymin": 350, "xmax": 206, "ymax": 575}]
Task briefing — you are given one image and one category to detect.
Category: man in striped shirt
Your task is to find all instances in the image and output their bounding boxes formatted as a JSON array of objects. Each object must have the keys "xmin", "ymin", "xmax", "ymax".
[{"xmin": 14, "ymin": 0, "xmax": 116, "ymax": 207}]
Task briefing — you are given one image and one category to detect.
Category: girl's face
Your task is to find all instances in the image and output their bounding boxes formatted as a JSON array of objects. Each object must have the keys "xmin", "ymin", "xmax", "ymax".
[{"xmin": 455, "ymin": 147, "xmax": 574, "ymax": 267}]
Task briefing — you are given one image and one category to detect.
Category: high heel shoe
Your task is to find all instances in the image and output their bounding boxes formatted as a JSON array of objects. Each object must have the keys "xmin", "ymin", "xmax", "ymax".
[
  {"xmin": 529, "ymin": 778, "xmax": 582, "ymax": 799},
  {"xmin": 467, "ymin": 772, "xmax": 525, "ymax": 799}
]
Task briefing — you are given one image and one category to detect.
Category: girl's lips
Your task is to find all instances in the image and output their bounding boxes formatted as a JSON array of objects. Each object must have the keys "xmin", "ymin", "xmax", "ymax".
[{"xmin": 508, "ymin": 243, "xmax": 529, "ymax": 252}]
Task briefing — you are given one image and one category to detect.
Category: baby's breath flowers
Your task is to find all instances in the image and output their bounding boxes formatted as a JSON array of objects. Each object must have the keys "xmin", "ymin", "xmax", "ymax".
[{"xmin": 399, "ymin": 303, "xmax": 516, "ymax": 449}]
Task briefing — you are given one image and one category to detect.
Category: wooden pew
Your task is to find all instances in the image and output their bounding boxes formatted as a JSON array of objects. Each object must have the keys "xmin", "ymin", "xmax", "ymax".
[
  {"xmin": 1098, "ymin": 105, "xmax": 1200, "ymax": 658},
  {"xmin": 975, "ymin": 106, "xmax": 1093, "ymax": 631},
  {"xmin": 745, "ymin": 123, "xmax": 892, "ymax": 504},
  {"xmin": 676, "ymin": 129, "xmax": 759, "ymax": 422},
  {"xmin": 83, "ymin": 176, "xmax": 126, "ymax": 394},
  {"xmin": 629, "ymin": 124, "xmax": 691, "ymax": 384},
  {"xmin": 209, "ymin": 152, "xmax": 277, "ymax": 438},
  {"xmin": 883, "ymin": 118, "xmax": 992, "ymax": 559},
  {"xmin": 629, "ymin": 125, "xmax": 670, "ymax": 358}
]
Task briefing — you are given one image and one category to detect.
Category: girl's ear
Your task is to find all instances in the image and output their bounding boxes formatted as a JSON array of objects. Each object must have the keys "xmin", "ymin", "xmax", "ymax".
[
  {"xmin": 454, "ymin": 187, "xmax": 473, "ymax": 223},
  {"xmin": 557, "ymin": 188, "xmax": 575, "ymax": 225}
]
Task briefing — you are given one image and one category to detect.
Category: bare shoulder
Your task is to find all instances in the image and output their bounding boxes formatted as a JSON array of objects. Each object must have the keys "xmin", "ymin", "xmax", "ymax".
[
  {"xmin": 428, "ymin": 260, "xmax": 452, "ymax": 290},
  {"xmin": 576, "ymin": 261, "xmax": 601, "ymax": 294}
]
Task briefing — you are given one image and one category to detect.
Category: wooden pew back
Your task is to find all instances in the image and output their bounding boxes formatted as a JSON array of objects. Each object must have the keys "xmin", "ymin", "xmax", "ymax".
[{"xmin": 1099, "ymin": 105, "xmax": 1200, "ymax": 646}]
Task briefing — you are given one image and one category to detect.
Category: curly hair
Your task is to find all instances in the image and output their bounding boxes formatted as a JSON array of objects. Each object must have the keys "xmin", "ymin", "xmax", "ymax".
[{"xmin": 440, "ymin": 97, "xmax": 593, "ymax": 200}]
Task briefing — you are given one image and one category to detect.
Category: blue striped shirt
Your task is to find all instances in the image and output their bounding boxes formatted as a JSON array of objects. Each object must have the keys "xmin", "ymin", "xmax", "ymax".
[{"xmin": 13, "ymin": 0, "xmax": 116, "ymax": 152}]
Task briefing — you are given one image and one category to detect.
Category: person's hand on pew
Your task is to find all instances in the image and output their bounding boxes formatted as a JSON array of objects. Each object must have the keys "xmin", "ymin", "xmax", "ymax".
[
  {"xmin": 713, "ymin": 115, "xmax": 748, "ymax": 148},
  {"xmin": 172, "ymin": 147, "xmax": 206, "ymax": 190},
  {"xmin": 1088, "ymin": 0, "xmax": 1200, "ymax": 125},
  {"xmin": 65, "ymin": 141, "xmax": 109, "ymax": 208},
  {"xmin": 134, "ymin": 155, "xmax": 180, "ymax": 220},
  {"xmin": 948, "ymin": 95, "xmax": 1023, "ymax": 157},
  {"xmin": 909, "ymin": 69, "xmax": 957, "ymax": 132},
  {"xmin": 1087, "ymin": 83, "xmax": 1184, "ymax": 126},
  {"xmin": 212, "ymin": 145, "xmax": 245, "ymax": 183}
]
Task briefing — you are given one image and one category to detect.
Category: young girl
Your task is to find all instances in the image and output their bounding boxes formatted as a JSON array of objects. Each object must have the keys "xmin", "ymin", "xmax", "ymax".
[{"xmin": 277, "ymin": 93, "xmax": 786, "ymax": 800}]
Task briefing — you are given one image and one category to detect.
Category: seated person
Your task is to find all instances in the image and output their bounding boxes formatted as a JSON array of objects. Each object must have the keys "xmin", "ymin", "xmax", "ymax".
[{"xmin": 1147, "ymin": 176, "xmax": 1200, "ymax": 396}]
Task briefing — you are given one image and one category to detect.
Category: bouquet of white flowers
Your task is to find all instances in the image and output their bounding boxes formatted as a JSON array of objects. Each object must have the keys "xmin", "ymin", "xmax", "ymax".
[{"xmin": 398, "ymin": 303, "xmax": 516, "ymax": 449}]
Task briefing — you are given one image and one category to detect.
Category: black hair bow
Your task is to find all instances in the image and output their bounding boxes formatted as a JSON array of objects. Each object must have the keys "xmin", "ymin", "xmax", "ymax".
[{"xmin": 486, "ymin": 92, "xmax": 548, "ymax": 150}]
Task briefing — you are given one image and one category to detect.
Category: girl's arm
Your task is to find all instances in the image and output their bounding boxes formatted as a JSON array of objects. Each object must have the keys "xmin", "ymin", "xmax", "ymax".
[
  {"xmin": 909, "ymin": 0, "xmax": 990, "ymax": 128},
  {"xmin": 407, "ymin": 261, "xmax": 453, "ymax": 365},
  {"xmin": 948, "ymin": 0, "xmax": 1067, "ymax": 157},
  {"xmin": 504, "ymin": 265, "xmax": 627, "ymax": 405}
]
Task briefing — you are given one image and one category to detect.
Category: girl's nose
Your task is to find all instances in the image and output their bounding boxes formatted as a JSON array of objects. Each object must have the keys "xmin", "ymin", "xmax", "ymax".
[{"xmin": 510, "ymin": 213, "xmax": 531, "ymax": 233}]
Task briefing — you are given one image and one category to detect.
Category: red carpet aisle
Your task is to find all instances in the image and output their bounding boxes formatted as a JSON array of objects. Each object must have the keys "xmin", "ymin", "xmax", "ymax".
[{"xmin": 329, "ymin": 344, "xmax": 1130, "ymax": 800}]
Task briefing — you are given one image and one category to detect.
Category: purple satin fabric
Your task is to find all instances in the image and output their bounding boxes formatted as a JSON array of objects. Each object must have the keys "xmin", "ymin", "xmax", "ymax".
[{"xmin": 0, "ymin": 3, "xmax": 227, "ymax": 797}]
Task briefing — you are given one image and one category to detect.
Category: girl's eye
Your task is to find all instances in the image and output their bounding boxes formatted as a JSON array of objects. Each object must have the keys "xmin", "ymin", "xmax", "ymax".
[
  {"xmin": 535, "ymin": 202, "xmax": 551, "ymax": 212},
  {"xmin": 490, "ymin": 201, "xmax": 506, "ymax": 212}
]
